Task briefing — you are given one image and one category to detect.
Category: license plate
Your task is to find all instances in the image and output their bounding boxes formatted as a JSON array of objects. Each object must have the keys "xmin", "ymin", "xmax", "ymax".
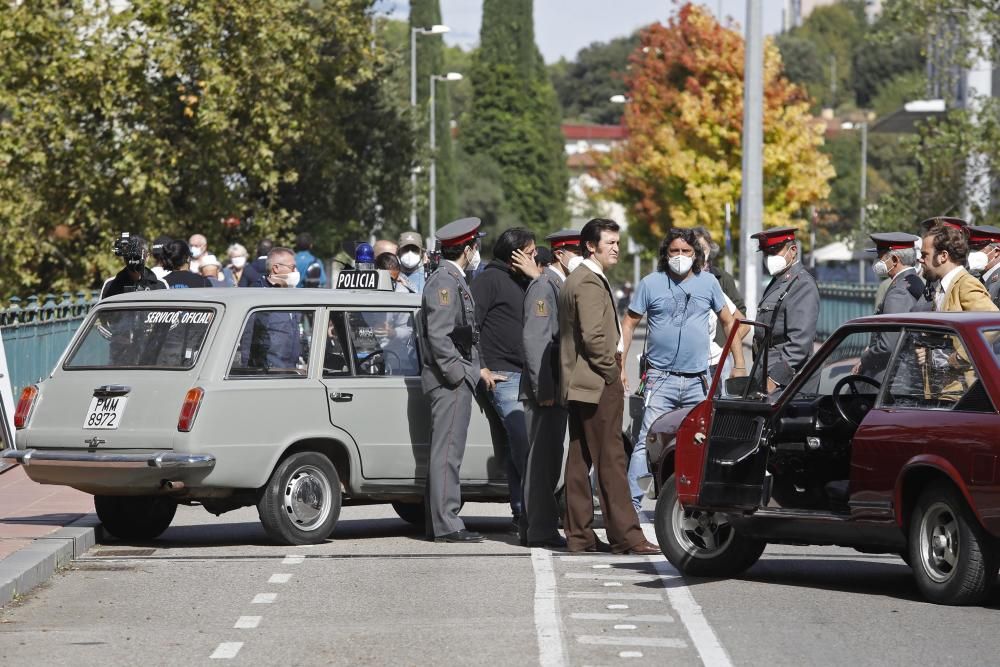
[{"xmin": 83, "ymin": 396, "xmax": 128, "ymax": 429}]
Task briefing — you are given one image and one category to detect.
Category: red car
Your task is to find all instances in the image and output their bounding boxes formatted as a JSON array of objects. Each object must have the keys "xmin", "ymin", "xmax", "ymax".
[{"xmin": 647, "ymin": 312, "xmax": 1000, "ymax": 606}]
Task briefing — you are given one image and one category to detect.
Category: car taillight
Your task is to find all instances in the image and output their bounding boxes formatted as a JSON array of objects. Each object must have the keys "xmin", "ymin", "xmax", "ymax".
[
  {"xmin": 14, "ymin": 385, "xmax": 39, "ymax": 429},
  {"xmin": 177, "ymin": 387, "xmax": 204, "ymax": 432}
]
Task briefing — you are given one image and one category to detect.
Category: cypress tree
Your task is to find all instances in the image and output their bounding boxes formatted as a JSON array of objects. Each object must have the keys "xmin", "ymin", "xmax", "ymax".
[
  {"xmin": 463, "ymin": 0, "xmax": 568, "ymax": 235},
  {"xmin": 410, "ymin": 0, "xmax": 457, "ymax": 227}
]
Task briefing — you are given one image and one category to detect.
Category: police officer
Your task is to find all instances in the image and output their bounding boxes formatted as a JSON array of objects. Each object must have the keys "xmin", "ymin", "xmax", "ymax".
[
  {"xmin": 913, "ymin": 217, "xmax": 968, "ymax": 312},
  {"xmin": 420, "ymin": 217, "xmax": 485, "ymax": 543},
  {"xmin": 100, "ymin": 234, "xmax": 168, "ymax": 299},
  {"xmin": 966, "ymin": 225, "xmax": 1000, "ymax": 306},
  {"xmin": 517, "ymin": 229, "xmax": 580, "ymax": 549},
  {"xmin": 855, "ymin": 232, "xmax": 923, "ymax": 378},
  {"xmin": 751, "ymin": 227, "xmax": 820, "ymax": 393}
]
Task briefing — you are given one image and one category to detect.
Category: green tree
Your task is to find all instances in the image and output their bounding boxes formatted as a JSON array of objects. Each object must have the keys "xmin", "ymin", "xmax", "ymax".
[
  {"xmin": 549, "ymin": 33, "xmax": 641, "ymax": 125},
  {"xmin": 461, "ymin": 0, "xmax": 568, "ymax": 235}
]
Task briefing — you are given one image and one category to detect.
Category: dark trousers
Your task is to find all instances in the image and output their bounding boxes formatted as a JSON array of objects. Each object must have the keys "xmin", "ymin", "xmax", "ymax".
[
  {"xmin": 565, "ymin": 382, "xmax": 644, "ymax": 553},
  {"xmin": 521, "ymin": 398, "xmax": 567, "ymax": 542}
]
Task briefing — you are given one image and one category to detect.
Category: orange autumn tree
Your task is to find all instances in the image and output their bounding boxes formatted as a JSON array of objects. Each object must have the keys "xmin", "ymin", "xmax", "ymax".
[{"xmin": 597, "ymin": 4, "xmax": 833, "ymax": 250}]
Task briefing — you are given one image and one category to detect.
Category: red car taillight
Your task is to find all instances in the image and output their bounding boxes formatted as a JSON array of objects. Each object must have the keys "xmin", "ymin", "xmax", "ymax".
[
  {"xmin": 177, "ymin": 387, "xmax": 204, "ymax": 432},
  {"xmin": 14, "ymin": 385, "xmax": 39, "ymax": 429}
]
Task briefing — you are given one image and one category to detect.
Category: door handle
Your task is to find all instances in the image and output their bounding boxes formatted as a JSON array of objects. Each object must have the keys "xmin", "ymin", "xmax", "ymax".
[{"xmin": 329, "ymin": 392, "xmax": 353, "ymax": 402}]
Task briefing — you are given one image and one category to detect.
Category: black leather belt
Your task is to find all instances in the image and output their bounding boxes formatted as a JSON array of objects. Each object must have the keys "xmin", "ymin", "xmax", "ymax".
[{"xmin": 657, "ymin": 370, "xmax": 706, "ymax": 378}]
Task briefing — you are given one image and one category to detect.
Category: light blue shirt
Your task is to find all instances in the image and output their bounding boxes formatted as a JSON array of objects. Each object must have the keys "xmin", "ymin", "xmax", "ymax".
[{"xmin": 629, "ymin": 270, "xmax": 724, "ymax": 373}]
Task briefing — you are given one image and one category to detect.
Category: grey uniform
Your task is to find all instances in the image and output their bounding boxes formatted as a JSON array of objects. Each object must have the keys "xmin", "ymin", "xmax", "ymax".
[
  {"xmin": 754, "ymin": 261, "xmax": 820, "ymax": 387},
  {"xmin": 420, "ymin": 261, "xmax": 481, "ymax": 537},
  {"xmin": 518, "ymin": 267, "xmax": 566, "ymax": 542},
  {"xmin": 984, "ymin": 268, "xmax": 1000, "ymax": 307},
  {"xmin": 859, "ymin": 268, "xmax": 924, "ymax": 377}
]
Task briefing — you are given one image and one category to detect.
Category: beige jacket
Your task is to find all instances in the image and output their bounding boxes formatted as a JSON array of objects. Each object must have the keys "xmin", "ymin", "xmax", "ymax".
[
  {"xmin": 939, "ymin": 269, "xmax": 999, "ymax": 313},
  {"xmin": 558, "ymin": 263, "xmax": 620, "ymax": 404}
]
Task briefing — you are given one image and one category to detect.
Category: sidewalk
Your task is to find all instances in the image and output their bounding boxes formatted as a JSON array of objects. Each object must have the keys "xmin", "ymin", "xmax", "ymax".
[{"xmin": 0, "ymin": 464, "xmax": 100, "ymax": 607}]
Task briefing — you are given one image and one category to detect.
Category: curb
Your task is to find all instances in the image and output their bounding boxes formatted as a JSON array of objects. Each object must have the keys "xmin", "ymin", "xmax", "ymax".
[{"xmin": 0, "ymin": 513, "xmax": 102, "ymax": 608}]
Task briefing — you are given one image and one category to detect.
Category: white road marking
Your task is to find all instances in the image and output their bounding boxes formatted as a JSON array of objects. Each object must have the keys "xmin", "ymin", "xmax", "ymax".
[
  {"xmin": 570, "ymin": 613, "xmax": 673, "ymax": 623},
  {"xmin": 565, "ymin": 572, "xmax": 670, "ymax": 581},
  {"xmin": 614, "ymin": 624, "xmax": 638, "ymax": 630},
  {"xmin": 268, "ymin": 573, "xmax": 292, "ymax": 584},
  {"xmin": 282, "ymin": 555, "xmax": 305, "ymax": 565},
  {"xmin": 531, "ymin": 547, "xmax": 567, "ymax": 667},
  {"xmin": 577, "ymin": 635, "xmax": 687, "ymax": 648},
  {"xmin": 559, "ymin": 555, "xmax": 652, "ymax": 563},
  {"xmin": 642, "ymin": 525, "xmax": 733, "ymax": 667},
  {"xmin": 567, "ymin": 592, "xmax": 662, "ymax": 601},
  {"xmin": 607, "ymin": 604, "xmax": 629, "ymax": 610},
  {"xmin": 210, "ymin": 642, "xmax": 243, "ymax": 659},
  {"xmin": 252, "ymin": 593, "xmax": 277, "ymax": 604},
  {"xmin": 234, "ymin": 616, "xmax": 261, "ymax": 629},
  {"xmin": 619, "ymin": 651, "xmax": 644, "ymax": 658},
  {"xmin": 603, "ymin": 582, "xmax": 623, "ymax": 587},
  {"xmin": 592, "ymin": 564, "xmax": 612, "ymax": 569}
]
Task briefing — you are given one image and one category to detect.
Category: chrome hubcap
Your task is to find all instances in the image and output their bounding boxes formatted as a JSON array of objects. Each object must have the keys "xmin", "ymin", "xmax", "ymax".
[
  {"xmin": 671, "ymin": 497, "xmax": 734, "ymax": 558},
  {"xmin": 919, "ymin": 502, "xmax": 960, "ymax": 583},
  {"xmin": 283, "ymin": 465, "xmax": 332, "ymax": 531}
]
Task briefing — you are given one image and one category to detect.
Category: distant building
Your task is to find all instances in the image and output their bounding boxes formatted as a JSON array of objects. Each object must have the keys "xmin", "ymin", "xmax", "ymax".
[{"xmin": 561, "ymin": 123, "xmax": 628, "ymax": 226}]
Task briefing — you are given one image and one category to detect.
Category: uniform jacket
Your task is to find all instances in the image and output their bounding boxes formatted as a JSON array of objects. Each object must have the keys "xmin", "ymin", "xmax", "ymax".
[
  {"xmin": 981, "ymin": 267, "xmax": 1000, "ymax": 306},
  {"xmin": 519, "ymin": 267, "xmax": 563, "ymax": 403},
  {"xmin": 558, "ymin": 262, "xmax": 620, "ymax": 405},
  {"xmin": 420, "ymin": 261, "xmax": 481, "ymax": 392},
  {"xmin": 939, "ymin": 269, "xmax": 999, "ymax": 313},
  {"xmin": 753, "ymin": 261, "xmax": 820, "ymax": 386},
  {"xmin": 859, "ymin": 268, "xmax": 923, "ymax": 374}
]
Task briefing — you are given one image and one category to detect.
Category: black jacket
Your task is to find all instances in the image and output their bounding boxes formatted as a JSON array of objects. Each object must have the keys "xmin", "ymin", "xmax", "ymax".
[
  {"xmin": 471, "ymin": 260, "xmax": 530, "ymax": 373},
  {"xmin": 100, "ymin": 266, "xmax": 167, "ymax": 300}
]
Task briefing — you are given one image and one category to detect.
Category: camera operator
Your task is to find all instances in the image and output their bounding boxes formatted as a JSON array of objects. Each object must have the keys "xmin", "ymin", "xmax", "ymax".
[{"xmin": 99, "ymin": 233, "xmax": 169, "ymax": 300}]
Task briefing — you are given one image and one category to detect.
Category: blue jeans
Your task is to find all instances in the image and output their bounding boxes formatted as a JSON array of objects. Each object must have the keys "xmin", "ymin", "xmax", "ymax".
[
  {"xmin": 490, "ymin": 371, "xmax": 529, "ymax": 516},
  {"xmin": 628, "ymin": 369, "xmax": 707, "ymax": 511}
]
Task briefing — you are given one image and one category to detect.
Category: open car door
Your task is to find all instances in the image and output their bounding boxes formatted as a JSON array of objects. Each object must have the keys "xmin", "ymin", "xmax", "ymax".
[{"xmin": 675, "ymin": 320, "xmax": 775, "ymax": 511}]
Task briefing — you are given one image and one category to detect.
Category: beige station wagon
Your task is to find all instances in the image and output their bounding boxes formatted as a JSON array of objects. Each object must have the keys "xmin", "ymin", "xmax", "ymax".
[{"xmin": 2, "ymin": 286, "xmax": 510, "ymax": 545}]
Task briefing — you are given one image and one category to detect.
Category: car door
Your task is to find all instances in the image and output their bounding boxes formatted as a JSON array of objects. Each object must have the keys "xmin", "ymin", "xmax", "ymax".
[{"xmin": 675, "ymin": 320, "xmax": 774, "ymax": 510}]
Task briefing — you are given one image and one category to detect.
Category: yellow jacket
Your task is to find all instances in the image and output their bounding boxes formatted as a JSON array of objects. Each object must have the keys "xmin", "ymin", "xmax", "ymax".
[{"xmin": 939, "ymin": 270, "xmax": 999, "ymax": 313}]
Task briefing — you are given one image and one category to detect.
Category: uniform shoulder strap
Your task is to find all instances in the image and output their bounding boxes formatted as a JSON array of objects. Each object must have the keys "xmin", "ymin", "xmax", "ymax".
[{"xmin": 903, "ymin": 273, "xmax": 924, "ymax": 300}]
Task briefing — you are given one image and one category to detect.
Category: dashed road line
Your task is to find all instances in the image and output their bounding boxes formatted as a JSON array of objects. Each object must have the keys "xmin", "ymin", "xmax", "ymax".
[
  {"xmin": 565, "ymin": 572, "xmax": 667, "ymax": 581},
  {"xmin": 531, "ymin": 547, "xmax": 567, "ymax": 667},
  {"xmin": 607, "ymin": 603, "xmax": 629, "ymax": 610},
  {"xmin": 577, "ymin": 635, "xmax": 687, "ymax": 648},
  {"xmin": 282, "ymin": 554, "xmax": 305, "ymax": 565},
  {"xmin": 268, "ymin": 573, "xmax": 292, "ymax": 584},
  {"xmin": 234, "ymin": 616, "xmax": 262, "ymax": 629},
  {"xmin": 566, "ymin": 591, "xmax": 663, "ymax": 601},
  {"xmin": 570, "ymin": 613, "xmax": 673, "ymax": 623},
  {"xmin": 252, "ymin": 593, "xmax": 277, "ymax": 604},
  {"xmin": 619, "ymin": 650, "xmax": 644, "ymax": 658},
  {"xmin": 210, "ymin": 642, "xmax": 243, "ymax": 659},
  {"xmin": 614, "ymin": 624, "xmax": 638, "ymax": 630}
]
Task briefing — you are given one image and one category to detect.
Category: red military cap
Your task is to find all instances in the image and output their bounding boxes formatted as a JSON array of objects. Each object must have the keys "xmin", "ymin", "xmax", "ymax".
[
  {"xmin": 920, "ymin": 216, "xmax": 968, "ymax": 233},
  {"xmin": 545, "ymin": 228, "xmax": 581, "ymax": 250},
  {"xmin": 966, "ymin": 224, "xmax": 1000, "ymax": 248},
  {"xmin": 435, "ymin": 217, "xmax": 484, "ymax": 248},
  {"xmin": 750, "ymin": 226, "xmax": 798, "ymax": 250},
  {"xmin": 865, "ymin": 232, "xmax": 920, "ymax": 254}
]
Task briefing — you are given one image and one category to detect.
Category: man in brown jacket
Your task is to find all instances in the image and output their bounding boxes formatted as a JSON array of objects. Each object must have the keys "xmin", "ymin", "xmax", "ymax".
[
  {"xmin": 558, "ymin": 218, "xmax": 660, "ymax": 555},
  {"xmin": 919, "ymin": 224, "xmax": 999, "ymax": 313}
]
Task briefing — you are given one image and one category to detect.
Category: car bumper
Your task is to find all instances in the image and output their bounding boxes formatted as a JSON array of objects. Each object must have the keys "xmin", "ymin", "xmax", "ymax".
[{"xmin": 2, "ymin": 448, "xmax": 215, "ymax": 469}]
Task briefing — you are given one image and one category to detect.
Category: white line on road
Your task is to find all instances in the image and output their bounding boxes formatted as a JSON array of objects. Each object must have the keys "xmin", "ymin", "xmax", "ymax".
[
  {"xmin": 615, "ymin": 624, "xmax": 638, "ymax": 630},
  {"xmin": 210, "ymin": 642, "xmax": 243, "ymax": 659},
  {"xmin": 619, "ymin": 651, "xmax": 644, "ymax": 658},
  {"xmin": 234, "ymin": 616, "xmax": 261, "ymax": 629},
  {"xmin": 603, "ymin": 582, "xmax": 623, "ymax": 587},
  {"xmin": 252, "ymin": 593, "xmax": 277, "ymax": 604},
  {"xmin": 577, "ymin": 635, "xmax": 687, "ymax": 648},
  {"xmin": 565, "ymin": 572, "xmax": 670, "ymax": 581},
  {"xmin": 268, "ymin": 573, "xmax": 292, "ymax": 584},
  {"xmin": 607, "ymin": 604, "xmax": 629, "ymax": 610},
  {"xmin": 567, "ymin": 592, "xmax": 663, "ymax": 601},
  {"xmin": 531, "ymin": 547, "xmax": 567, "ymax": 667},
  {"xmin": 570, "ymin": 613, "xmax": 673, "ymax": 623},
  {"xmin": 282, "ymin": 555, "xmax": 305, "ymax": 565}
]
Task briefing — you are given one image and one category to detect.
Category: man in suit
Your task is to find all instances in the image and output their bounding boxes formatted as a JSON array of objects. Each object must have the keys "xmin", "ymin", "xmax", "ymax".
[
  {"xmin": 919, "ymin": 223, "xmax": 998, "ymax": 313},
  {"xmin": 912, "ymin": 217, "xmax": 968, "ymax": 312},
  {"xmin": 558, "ymin": 218, "xmax": 660, "ymax": 556},
  {"xmin": 856, "ymin": 232, "xmax": 924, "ymax": 379},
  {"xmin": 751, "ymin": 227, "xmax": 821, "ymax": 393},
  {"xmin": 966, "ymin": 225, "xmax": 1000, "ymax": 306},
  {"xmin": 518, "ymin": 229, "xmax": 580, "ymax": 549},
  {"xmin": 420, "ymin": 217, "xmax": 486, "ymax": 543}
]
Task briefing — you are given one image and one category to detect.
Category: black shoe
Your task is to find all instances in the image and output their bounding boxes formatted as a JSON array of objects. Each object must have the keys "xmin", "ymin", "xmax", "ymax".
[
  {"xmin": 577, "ymin": 539, "xmax": 612, "ymax": 553},
  {"xmin": 509, "ymin": 515, "xmax": 522, "ymax": 536},
  {"xmin": 528, "ymin": 536, "xmax": 568, "ymax": 550},
  {"xmin": 434, "ymin": 530, "xmax": 485, "ymax": 543}
]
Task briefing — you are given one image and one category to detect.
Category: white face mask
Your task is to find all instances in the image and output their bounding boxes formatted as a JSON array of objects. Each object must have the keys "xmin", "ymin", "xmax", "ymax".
[
  {"xmin": 968, "ymin": 251, "xmax": 988, "ymax": 275},
  {"xmin": 400, "ymin": 250, "xmax": 421, "ymax": 270},
  {"xmin": 668, "ymin": 255, "xmax": 693, "ymax": 276},
  {"xmin": 191, "ymin": 246, "xmax": 204, "ymax": 259},
  {"xmin": 765, "ymin": 254, "xmax": 788, "ymax": 276},
  {"xmin": 872, "ymin": 259, "xmax": 890, "ymax": 279},
  {"xmin": 274, "ymin": 270, "xmax": 299, "ymax": 288},
  {"xmin": 231, "ymin": 256, "xmax": 247, "ymax": 269},
  {"xmin": 566, "ymin": 255, "xmax": 584, "ymax": 273},
  {"xmin": 467, "ymin": 248, "xmax": 481, "ymax": 271}
]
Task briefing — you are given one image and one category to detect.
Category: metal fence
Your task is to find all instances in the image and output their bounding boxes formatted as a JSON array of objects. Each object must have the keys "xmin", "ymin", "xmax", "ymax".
[
  {"xmin": 1, "ymin": 292, "xmax": 99, "ymax": 395},
  {"xmin": 816, "ymin": 282, "xmax": 879, "ymax": 340}
]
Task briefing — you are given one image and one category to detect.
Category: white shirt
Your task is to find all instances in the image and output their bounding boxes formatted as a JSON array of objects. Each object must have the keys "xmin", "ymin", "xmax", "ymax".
[
  {"xmin": 935, "ymin": 266, "xmax": 964, "ymax": 311},
  {"xmin": 581, "ymin": 258, "xmax": 623, "ymax": 351}
]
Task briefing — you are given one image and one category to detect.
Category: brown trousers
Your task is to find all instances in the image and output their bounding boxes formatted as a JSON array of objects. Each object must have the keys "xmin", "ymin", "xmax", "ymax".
[{"xmin": 565, "ymin": 381, "xmax": 644, "ymax": 552}]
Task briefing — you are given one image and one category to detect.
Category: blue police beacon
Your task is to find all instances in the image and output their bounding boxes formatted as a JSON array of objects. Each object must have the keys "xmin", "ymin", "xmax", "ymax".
[
  {"xmin": 355, "ymin": 242, "xmax": 375, "ymax": 271},
  {"xmin": 335, "ymin": 241, "xmax": 392, "ymax": 290}
]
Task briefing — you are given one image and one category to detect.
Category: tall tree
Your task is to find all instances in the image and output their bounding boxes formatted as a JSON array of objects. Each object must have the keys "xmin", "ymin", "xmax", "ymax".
[
  {"xmin": 411, "ymin": 0, "xmax": 457, "ymax": 228},
  {"xmin": 597, "ymin": 4, "xmax": 834, "ymax": 251},
  {"xmin": 461, "ymin": 0, "xmax": 568, "ymax": 235},
  {"xmin": 549, "ymin": 33, "xmax": 641, "ymax": 125}
]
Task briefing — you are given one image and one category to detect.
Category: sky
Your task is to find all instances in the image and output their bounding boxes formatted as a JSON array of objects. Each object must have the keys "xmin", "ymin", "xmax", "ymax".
[{"xmin": 373, "ymin": 1, "xmax": 785, "ymax": 64}]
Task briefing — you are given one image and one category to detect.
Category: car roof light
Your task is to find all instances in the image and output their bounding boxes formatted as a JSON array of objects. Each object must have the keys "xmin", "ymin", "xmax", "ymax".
[{"xmin": 177, "ymin": 387, "xmax": 204, "ymax": 432}]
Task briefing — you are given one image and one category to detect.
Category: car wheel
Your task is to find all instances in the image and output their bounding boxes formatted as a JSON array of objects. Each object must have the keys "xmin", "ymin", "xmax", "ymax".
[
  {"xmin": 391, "ymin": 501, "xmax": 425, "ymax": 525},
  {"xmin": 654, "ymin": 474, "xmax": 765, "ymax": 577},
  {"xmin": 258, "ymin": 451, "xmax": 342, "ymax": 546},
  {"xmin": 94, "ymin": 495, "xmax": 177, "ymax": 541},
  {"xmin": 909, "ymin": 481, "xmax": 998, "ymax": 605}
]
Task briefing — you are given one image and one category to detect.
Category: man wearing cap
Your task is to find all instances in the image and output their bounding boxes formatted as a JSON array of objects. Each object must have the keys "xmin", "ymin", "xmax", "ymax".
[
  {"xmin": 855, "ymin": 232, "xmax": 924, "ymax": 378},
  {"xmin": 398, "ymin": 231, "xmax": 427, "ymax": 294},
  {"xmin": 918, "ymin": 223, "xmax": 997, "ymax": 313},
  {"xmin": 559, "ymin": 218, "xmax": 660, "ymax": 555},
  {"xmin": 419, "ymin": 217, "xmax": 485, "ymax": 543},
  {"xmin": 517, "ymin": 229, "xmax": 580, "ymax": 548},
  {"xmin": 752, "ymin": 226, "xmax": 820, "ymax": 393},
  {"xmin": 966, "ymin": 225, "xmax": 1000, "ymax": 306}
]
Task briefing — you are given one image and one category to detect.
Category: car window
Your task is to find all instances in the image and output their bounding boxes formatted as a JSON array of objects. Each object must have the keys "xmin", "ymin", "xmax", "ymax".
[
  {"xmin": 65, "ymin": 308, "xmax": 215, "ymax": 370},
  {"xmin": 345, "ymin": 310, "xmax": 421, "ymax": 377},
  {"xmin": 981, "ymin": 328, "xmax": 1000, "ymax": 365},
  {"xmin": 791, "ymin": 330, "xmax": 874, "ymax": 399},
  {"xmin": 323, "ymin": 312, "xmax": 352, "ymax": 378},
  {"xmin": 229, "ymin": 309, "xmax": 314, "ymax": 378},
  {"xmin": 884, "ymin": 329, "xmax": 994, "ymax": 412}
]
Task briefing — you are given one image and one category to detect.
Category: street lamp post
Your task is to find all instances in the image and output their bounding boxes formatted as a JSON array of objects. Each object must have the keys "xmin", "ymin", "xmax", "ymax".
[
  {"xmin": 739, "ymin": 0, "xmax": 764, "ymax": 317},
  {"xmin": 429, "ymin": 72, "xmax": 463, "ymax": 242},
  {"xmin": 409, "ymin": 24, "xmax": 450, "ymax": 233}
]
